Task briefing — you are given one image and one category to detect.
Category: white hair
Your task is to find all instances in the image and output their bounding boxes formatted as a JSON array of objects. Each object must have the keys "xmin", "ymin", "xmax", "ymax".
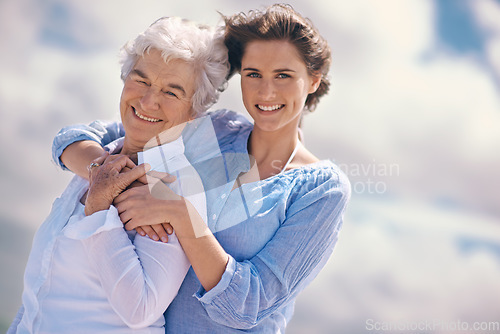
[{"xmin": 120, "ymin": 17, "xmax": 229, "ymax": 116}]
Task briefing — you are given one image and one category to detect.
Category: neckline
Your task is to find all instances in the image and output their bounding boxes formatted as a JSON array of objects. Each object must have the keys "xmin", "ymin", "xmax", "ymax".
[
  {"xmin": 229, "ymin": 159, "xmax": 334, "ymax": 195},
  {"xmin": 280, "ymin": 141, "xmax": 301, "ymax": 174}
]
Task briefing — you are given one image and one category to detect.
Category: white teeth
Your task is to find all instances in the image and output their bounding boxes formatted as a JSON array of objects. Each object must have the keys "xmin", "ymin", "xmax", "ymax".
[
  {"xmin": 134, "ymin": 108, "xmax": 161, "ymax": 122},
  {"xmin": 258, "ymin": 104, "xmax": 283, "ymax": 111}
]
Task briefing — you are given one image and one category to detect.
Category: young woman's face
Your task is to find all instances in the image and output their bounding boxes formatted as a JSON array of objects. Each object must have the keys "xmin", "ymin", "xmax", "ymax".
[
  {"xmin": 120, "ymin": 49, "xmax": 195, "ymax": 151},
  {"xmin": 240, "ymin": 40, "xmax": 321, "ymax": 134}
]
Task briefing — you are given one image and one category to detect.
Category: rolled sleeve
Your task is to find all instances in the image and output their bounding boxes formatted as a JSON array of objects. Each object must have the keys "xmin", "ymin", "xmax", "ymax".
[
  {"xmin": 52, "ymin": 120, "xmax": 124, "ymax": 170},
  {"xmin": 195, "ymin": 256, "xmax": 236, "ymax": 302}
]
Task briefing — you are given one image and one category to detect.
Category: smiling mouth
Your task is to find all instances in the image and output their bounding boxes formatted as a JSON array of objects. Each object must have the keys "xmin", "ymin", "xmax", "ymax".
[
  {"xmin": 256, "ymin": 104, "xmax": 285, "ymax": 112},
  {"xmin": 133, "ymin": 107, "xmax": 162, "ymax": 123}
]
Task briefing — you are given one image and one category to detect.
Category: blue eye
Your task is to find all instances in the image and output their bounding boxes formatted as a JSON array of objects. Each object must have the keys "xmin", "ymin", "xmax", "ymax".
[
  {"xmin": 247, "ymin": 72, "xmax": 261, "ymax": 78},
  {"xmin": 277, "ymin": 73, "xmax": 290, "ymax": 79}
]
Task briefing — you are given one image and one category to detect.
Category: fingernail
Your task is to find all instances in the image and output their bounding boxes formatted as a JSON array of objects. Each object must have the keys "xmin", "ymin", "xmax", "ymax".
[
  {"xmin": 152, "ymin": 234, "xmax": 159, "ymax": 241},
  {"xmin": 139, "ymin": 231, "xmax": 146, "ymax": 236},
  {"xmin": 161, "ymin": 236, "xmax": 168, "ymax": 243}
]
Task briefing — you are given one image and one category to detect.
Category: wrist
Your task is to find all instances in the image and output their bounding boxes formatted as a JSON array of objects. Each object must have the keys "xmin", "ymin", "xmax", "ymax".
[
  {"xmin": 84, "ymin": 203, "xmax": 110, "ymax": 216},
  {"xmin": 84, "ymin": 194, "xmax": 112, "ymax": 216},
  {"xmin": 177, "ymin": 199, "xmax": 210, "ymax": 239}
]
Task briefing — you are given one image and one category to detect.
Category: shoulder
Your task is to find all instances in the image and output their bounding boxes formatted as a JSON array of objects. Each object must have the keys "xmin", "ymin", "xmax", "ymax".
[
  {"xmin": 287, "ymin": 160, "xmax": 351, "ymax": 202},
  {"xmin": 278, "ymin": 161, "xmax": 351, "ymax": 223},
  {"xmin": 206, "ymin": 109, "xmax": 253, "ymax": 152},
  {"xmin": 207, "ymin": 109, "xmax": 252, "ymax": 130}
]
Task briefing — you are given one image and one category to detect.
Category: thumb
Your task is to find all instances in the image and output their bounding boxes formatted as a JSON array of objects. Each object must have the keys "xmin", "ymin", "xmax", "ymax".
[
  {"xmin": 147, "ymin": 170, "xmax": 177, "ymax": 184},
  {"xmin": 119, "ymin": 163, "xmax": 151, "ymax": 188}
]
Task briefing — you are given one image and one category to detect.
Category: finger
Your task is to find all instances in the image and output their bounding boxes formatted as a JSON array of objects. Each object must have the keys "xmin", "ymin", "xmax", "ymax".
[
  {"xmin": 114, "ymin": 188, "xmax": 134, "ymax": 205},
  {"xmin": 162, "ymin": 222, "xmax": 173, "ymax": 235},
  {"xmin": 129, "ymin": 180, "xmax": 144, "ymax": 188},
  {"xmin": 141, "ymin": 225, "xmax": 159, "ymax": 242},
  {"xmin": 121, "ymin": 166, "xmax": 132, "ymax": 173},
  {"xmin": 126, "ymin": 156, "xmax": 138, "ymax": 168},
  {"xmin": 118, "ymin": 209, "xmax": 133, "ymax": 224},
  {"xmin": 92, "ymin": 151, "xmax": 109, "ymax": 165},
  {"xmin": 150, "ymin": 181, "xmax": 181, "ymax": 201},
  {"xmin": 136, "ymin": 173, "xmax": 149, "ymax": 185},
  {"xmin": 119, "ymin": 163, "xmax": 151, "ymax": 187},
  {"xmin": 151, "ymin": 224, "xmax": 169, "ymax": 243},
  {"xmin": 124, "ymin": 220, "xmax": 135, "ymax": 231},
  {"xmin": 102, "ymin": 155, "xmax": 135, "ymax": 173},
  {"xmin": 147, "ymin": 170, "xmax": 177, "ymax": 184},
  {"xmin": 88, "ymin": 151, "xmax": 109, "ymax": 176},
  {"xmin": 135, "ymin": 227, "xmax": 147, "ymax": 237},
  {"xmin": 122, "ymin": 211, "xmax": 147, "ymax": 231}
]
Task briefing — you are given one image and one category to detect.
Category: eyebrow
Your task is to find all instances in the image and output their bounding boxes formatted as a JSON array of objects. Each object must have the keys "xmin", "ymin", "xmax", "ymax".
[
  {"xmin": 130, "ymin": 69, "xmax": 187, "ymax": 97},
  {"xmin": 242, "ymin": 67, "xmax": 296, "ymax": 73},
  {"xmin": 131, "ymin": 69, "xmax": 148, "ymax": 78}
]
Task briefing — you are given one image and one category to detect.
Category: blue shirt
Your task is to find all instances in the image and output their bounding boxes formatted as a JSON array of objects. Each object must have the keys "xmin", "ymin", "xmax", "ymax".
[{"xmin": 52, "ymin": 109, "xmax": 351, "ymax": 333}]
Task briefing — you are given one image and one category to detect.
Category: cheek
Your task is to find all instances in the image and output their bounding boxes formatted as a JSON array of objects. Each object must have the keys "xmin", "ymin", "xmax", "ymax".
[
  {"xmin": 168, "ymin": 102, "xmax": 193, "ymax": 123},
  {"xmin": 240, "ymin": 80, "xmax": 254, "ymax": 104},
  {"xmin": 120, "ymin": 86, "xmax": 136, "ymax": 106},
  {"xmin": 294, "ymin": 82, "xmax": 311, "ymax": 103}
]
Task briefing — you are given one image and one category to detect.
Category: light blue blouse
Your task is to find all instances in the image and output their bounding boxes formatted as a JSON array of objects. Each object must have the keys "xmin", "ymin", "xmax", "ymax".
[{"xmin": 51, "ymin": 109, "xmax": 351, "ymax": 333}]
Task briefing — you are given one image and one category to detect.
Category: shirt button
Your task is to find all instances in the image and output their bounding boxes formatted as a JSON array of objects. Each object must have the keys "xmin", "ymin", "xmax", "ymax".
[
  {"xmin": 212, "ymin": 214, "xmax": 217, "ymax": 220},
  {"xmin": 221, "ymin": 193, "xmax": 226, "ymax": 199}
]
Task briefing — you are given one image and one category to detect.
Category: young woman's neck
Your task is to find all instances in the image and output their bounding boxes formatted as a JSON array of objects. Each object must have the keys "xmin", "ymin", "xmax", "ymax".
[{"xmin": 248, "ymin": 126, "xmax": 300, "ymax": 178}]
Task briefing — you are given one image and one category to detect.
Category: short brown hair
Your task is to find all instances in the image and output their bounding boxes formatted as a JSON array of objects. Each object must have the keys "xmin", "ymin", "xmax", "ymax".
[{"xmin": 223, "ymin": 4, "xmax": 331, "ymax": 111}]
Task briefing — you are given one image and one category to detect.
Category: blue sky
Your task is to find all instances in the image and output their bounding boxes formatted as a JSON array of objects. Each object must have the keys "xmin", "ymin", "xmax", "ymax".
[{"xmin": 436, "ymin": 0, "xmax": 486, "ymax": 54}]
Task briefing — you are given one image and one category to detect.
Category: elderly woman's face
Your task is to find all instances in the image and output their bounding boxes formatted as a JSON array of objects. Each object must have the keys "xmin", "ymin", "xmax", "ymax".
[{"xmin": 120, "ymin": 49, "xmax": 195, "ymax": 151}]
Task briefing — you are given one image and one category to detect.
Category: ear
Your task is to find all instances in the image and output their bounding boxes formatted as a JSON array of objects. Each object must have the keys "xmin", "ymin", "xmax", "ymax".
[{"xmin": 308, "ymin": 74, "xmax": 322, "ymax": 94}]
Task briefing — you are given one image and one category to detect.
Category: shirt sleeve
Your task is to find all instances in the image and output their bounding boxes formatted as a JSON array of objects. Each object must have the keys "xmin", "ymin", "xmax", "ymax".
[
  {"xmin": 64, "ymin": 206, "xmax": 190, "ymax": 329},
  {"xmin": 52, "ymin": 120, "xmax": 124, "ymax": 170},
  {"xmin": 195, "ymin": 169, "xmax": 351, "ymax": 329},
  {"xmin": 7, "ymin": 305, "xmax": 24, "ymax": 334}
]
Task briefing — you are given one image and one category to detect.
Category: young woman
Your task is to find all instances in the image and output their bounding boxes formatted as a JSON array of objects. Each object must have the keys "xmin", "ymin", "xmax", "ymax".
[{"xmin": 51, "ymin": 5, "xmax": 351, "ymax": 332}]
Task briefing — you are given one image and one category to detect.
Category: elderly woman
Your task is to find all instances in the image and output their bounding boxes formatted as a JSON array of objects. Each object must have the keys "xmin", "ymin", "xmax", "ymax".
[{"xmin": 8, "ymin": 16, "xmax": 229, "ymax": 333}]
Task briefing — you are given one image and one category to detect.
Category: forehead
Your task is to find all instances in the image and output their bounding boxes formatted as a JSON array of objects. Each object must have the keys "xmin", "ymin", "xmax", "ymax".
[
  {"xmin": 133, "ymin": 49, "xmax": 196, "ymax": 96},
  {"xmin": 241, "ymin": 40, "xmax": 305, "ymax": 69}
]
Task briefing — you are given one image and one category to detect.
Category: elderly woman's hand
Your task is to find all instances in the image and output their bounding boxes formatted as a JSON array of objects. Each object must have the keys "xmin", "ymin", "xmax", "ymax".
[{"xmin": 84, "ymin": 154, "xmax": 150, "ymax": 216}]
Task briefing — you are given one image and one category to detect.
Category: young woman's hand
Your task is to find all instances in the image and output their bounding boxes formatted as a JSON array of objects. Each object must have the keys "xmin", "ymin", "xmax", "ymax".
[
  {"xmin": 113, "ymin": 172, "xmax": 177, "ymax": 243},
  {"xmin": 113, "ymin": 174, "xmax": 206, "ymax": 242}
]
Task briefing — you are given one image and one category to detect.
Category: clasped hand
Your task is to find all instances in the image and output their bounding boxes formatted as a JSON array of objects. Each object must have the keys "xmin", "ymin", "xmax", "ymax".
[{"xmin": 85, "ymin": 153, "xmax": 183, "ymax": 243}]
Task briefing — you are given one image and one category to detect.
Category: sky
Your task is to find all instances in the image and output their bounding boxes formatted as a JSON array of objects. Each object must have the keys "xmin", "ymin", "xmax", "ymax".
[{"xmin": 1, "ymin": 0, "xmax": 500, "ymax": 332}]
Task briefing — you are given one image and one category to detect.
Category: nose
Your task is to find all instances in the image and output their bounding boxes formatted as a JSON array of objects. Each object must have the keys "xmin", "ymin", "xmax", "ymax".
[
  {"xmin": 139, "ymin": 88, "xmax": 160, "ymax": 111},
  {"xmin": 257, "ymin": 79, "xmax": 276, "ymax": 100}
]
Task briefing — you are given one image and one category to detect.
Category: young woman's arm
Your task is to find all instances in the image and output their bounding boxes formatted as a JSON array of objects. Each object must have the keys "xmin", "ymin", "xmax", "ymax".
[
  {"xmin": 60, "ymin": 141, "xmax": 108, "ymax": 180},
  {"xmin": 52, "ymin": 120, "xmax": 125, "ymax": 179}
]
